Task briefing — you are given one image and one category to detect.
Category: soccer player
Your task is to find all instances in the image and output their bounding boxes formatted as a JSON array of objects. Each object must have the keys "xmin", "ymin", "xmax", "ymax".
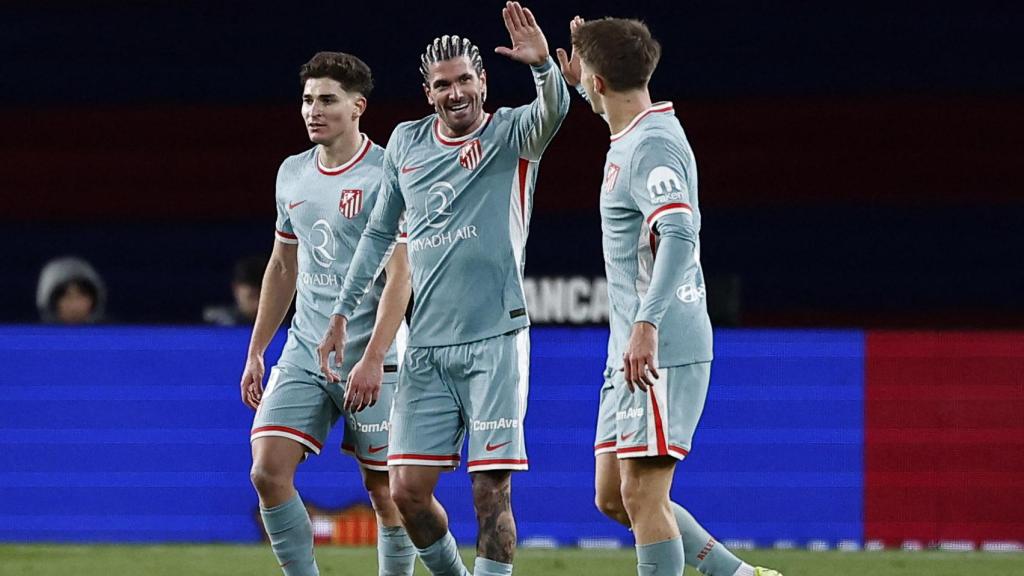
[
  {"xmin": 317, "ymin": 3, "xmax": 569, "ymax": 575},
  {"xmin": 558, "ymin": 17, "xmax": 783, "ymax": 576},
  {"xmin": 240, "ymin": 52, "xmax": 415, "ymax": 576}
]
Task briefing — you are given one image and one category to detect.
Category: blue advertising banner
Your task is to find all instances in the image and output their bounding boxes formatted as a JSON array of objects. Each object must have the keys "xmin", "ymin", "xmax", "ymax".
[{"xmin": 0, "ymin": 326, "xmax": 862, "ymax": 545}]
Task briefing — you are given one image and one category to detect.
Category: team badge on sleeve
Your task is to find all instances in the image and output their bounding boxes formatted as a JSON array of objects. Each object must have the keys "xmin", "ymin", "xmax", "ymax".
[
  {"xmin": 646, "ymin": 166, "xmax": 684, "ymax": 202},
  {"xmin": 459, "ymin": 139, "xmax": 483, "ymax": 171},
  {"xmin": 339, "ymin": 189, "xmax": 363, "ymax": 219}
]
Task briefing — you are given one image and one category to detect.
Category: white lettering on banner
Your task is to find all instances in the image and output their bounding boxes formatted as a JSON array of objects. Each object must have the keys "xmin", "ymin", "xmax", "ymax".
[
  {"xmin": 523, "ymin": 276, "xmax": 609, "ymax": 324},
  {"xmin": 472, "ymin": 418, "xmax": 519, "ymax": 431},
  {"xmin": 408, "ymin": 225, "xmax": 478, "ymax": 253}
]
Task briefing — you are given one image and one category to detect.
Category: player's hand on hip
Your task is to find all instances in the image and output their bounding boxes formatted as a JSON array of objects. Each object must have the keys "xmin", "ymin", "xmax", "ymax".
[
  {"xmin": 317, "ymin": 314, "xmax": 348, "ymax": 383},
  {"xmin": 240, "ymin": 354, "xmax": 265, "ymax": 410},
  {"xmin": 495, "ymin": 2, "xmax": 550, "ymax": 66},
  {"xmin": 555, "ymin": 16, "xmax": 585, "ymax": 86},
  {"xmin": 344, "ymin": 357, "xmax": 383, "ymax": 413},
  {"xmin": 623, "ymin": 321, "xmax": 660, "ymax": 393}
]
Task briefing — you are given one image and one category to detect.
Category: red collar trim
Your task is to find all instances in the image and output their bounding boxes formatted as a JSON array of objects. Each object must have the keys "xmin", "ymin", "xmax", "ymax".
[
  {"xmin": 316, "ymin": 135, "xmax": 371, "ymax": 175},
  {"xmin": 433, "ymin": 113, "xmax": 492, "ymax": 147},
  {"xmin": 610, "ymin": 102, "xmax": 674, "ymax": 142}
]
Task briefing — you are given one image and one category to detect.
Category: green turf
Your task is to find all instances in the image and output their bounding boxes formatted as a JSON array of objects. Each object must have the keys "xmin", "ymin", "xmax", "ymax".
[{"xmin": 0, "ymin": 545, "xmax": 1022, "ymax": 575}]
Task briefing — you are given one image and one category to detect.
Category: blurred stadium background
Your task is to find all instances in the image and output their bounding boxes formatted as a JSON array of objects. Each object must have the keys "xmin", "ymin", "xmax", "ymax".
[{"xmin": 1, "ymin": 1, "xmax": 1022, "ymax": 574}]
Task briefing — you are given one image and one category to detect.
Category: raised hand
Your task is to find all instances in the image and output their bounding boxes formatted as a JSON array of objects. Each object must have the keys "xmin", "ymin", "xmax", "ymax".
[
  {"xmin": 494, "ymin": 2, "xmax": 549, "ymax": 66},
  {"xmin": 555, "ymin": 16, "xmax": 585, "ymax": 86}
]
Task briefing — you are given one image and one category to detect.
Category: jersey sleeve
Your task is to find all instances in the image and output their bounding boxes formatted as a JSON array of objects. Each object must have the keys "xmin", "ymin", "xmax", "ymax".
[
  {"xmin": 629, "ymin": 137, "xmax": 699, "ymax": 328},
  {"xmin": 332, "ymin": 130, "xmax": 407, "ymax": 319},
  {"xmin": 396, "ymin": 213, "xmax": 408, "ymax": 244},
  {"xmin": 507, "ymin": 57, "xmax": 571, "ymax": 161},
  {"xmin": 274, "ymin": 161, "xmax": 298, "ymax": 244}
]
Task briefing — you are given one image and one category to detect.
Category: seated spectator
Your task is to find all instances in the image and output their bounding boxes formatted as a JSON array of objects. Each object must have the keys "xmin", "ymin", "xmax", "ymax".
[
  {"xmin": 36, "ymin": 256, "xmax": 107, "ymax": 325},
  {"xmin": 203, "ymin": 255, "xmax": 268, "ymax": 326}
]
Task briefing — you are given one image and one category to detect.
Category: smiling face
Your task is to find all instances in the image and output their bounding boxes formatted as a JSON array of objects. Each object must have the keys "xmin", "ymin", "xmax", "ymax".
[
  {"xmin": 301, "ymin": 77, "xmax": 365, "ymax": 146},
  {"xmin": 423, "ymin": 55, "xmax": 487, "ymax": 137}
]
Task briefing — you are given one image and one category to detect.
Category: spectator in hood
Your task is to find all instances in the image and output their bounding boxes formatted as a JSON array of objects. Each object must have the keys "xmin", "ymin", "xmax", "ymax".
[
  {"xmin": 203, "ymin": 254, "xmax": 268, "ymax": 326},
  {"xmin": 36, "ymin": 256, "xmax": 107, "ymax": 325}
]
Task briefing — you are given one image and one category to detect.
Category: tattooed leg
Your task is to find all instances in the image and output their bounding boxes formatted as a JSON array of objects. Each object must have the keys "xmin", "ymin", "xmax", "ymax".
[{"xmin": 471, "ymin": 470, "xmax": 516, "ymax": 563}]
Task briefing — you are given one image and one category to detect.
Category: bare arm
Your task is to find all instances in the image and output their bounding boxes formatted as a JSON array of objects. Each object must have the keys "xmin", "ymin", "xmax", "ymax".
[
  {"xmin": 240, "ymin": 240, "xmax": 298, "ymax": 409},
  {"xmin": 343, "ymin": 243, "xmax": 411, "ymax": 412}
]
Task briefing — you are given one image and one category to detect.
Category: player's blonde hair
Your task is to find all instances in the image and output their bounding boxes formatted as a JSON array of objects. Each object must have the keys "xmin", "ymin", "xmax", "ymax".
[{"xmin": 419, "ymin": 35, "xmax": 484, "ymax": 82}]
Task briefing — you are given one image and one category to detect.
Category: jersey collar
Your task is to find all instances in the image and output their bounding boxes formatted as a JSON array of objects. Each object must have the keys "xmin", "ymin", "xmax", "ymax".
[
  {"xmin": 610, "ymin": 102, "xmax": 674, "ymax": 143},
  {"xmin": 316, "ymin": 134, "xmax": 371, "ymax": 175},
  {"xmin": 433, "ymin": 113, "xmax": 493, "ymax": 147}
]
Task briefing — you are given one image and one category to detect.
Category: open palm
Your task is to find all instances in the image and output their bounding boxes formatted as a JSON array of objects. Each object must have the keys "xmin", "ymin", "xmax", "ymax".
[
  {"xmin": 495, "ymin": 2, "xmax": 549, "ymax": 66},
  {"xmin": 556, "ymin": 16, "xmax": 585, "ymax": 85}
]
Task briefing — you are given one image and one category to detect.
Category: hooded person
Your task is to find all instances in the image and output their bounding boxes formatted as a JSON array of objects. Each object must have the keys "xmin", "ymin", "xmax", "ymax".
[{"xmin": 36, "ymin": 256, "xmax": 107, "ymax": 325}]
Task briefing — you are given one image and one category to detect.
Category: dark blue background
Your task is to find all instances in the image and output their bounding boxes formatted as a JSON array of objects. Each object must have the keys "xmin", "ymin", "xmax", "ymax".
[{"xmin": 0, "ymin": 326, "xmax": 863, "ymax": 545}]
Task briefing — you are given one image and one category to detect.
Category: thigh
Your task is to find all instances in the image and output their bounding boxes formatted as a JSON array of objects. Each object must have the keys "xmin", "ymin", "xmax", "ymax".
[
  {"xmin": 251, "ymin": 364, "xmax": 339, "ymax": 455},
  {"xmin": 388, "ymin": 346, "xmax": 463, "ymax": 468},
  {"xmin": 456, "ymin": 330, "xmax": 530, "ymax": 473},
  {"xmin": 594, "ymin": 451, "xmax": 622, "ymax": 502},
  {"xmin": 594, "ymin": 370, "xmax": 618, "ymax": 456},
  {"xmin": 251, "ymin": 435, "xmax": 307, "ymax": 477}
]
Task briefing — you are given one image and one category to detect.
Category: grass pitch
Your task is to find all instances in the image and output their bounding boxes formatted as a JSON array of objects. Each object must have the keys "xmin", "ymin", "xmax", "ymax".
[{"xmin": 1, "ymin": 545, "xmax": 1022, "ymax": 575}]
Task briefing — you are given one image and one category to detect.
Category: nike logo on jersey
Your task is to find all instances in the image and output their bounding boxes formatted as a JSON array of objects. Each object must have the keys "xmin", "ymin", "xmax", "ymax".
[
  {"xmin": 485, "ymin": 441, "xmax": 512, "ymax": 452},
  {"xmin": 368, "ymin": 444, "xmax": 388, "ymax": 454},
  {"xmin": 288, "ymin": 200, "xmax": 307, "ymax": 209},
  {"xmin": 401, "ymin": 165, "xmax": 424, "ymax": 174},
  {"xmin": 620, "ymin": 431, "xmax": 636, "ymax": 442}
]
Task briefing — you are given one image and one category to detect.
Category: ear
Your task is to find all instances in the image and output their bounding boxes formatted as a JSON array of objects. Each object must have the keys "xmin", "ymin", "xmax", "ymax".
[
  {"xmin": 480, "ymin": 69, "xmax": 488, "ymax": 103},
  {"xmin": 423, "ymin": 83, "xmax": 434, "ymax": 106},
  {"xmin": 593, "ymin": 73, "xmax": 607, "ymax": 96},
  {"xmin": 352, "ymin": 95, "xmax": 367, "ymax": 120}
]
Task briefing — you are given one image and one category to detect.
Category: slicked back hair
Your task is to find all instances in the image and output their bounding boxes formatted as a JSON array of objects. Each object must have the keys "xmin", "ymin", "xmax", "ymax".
[
  {"xmin": 299, "ymin": 51, "xmax": 374, "ymax": 97},
  {"xmin": 572, "ymin": 18, "xmax": 661, "ymax": 92},
  {"xmin": 420, "ymin": 35, "xmax": 484, "ymax": 83}
]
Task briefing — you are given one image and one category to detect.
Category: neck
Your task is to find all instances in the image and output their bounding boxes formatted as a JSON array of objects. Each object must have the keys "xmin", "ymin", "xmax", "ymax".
[
  {"xmin": 318, "ymin": 129, "xmax": 363, "ymax": 168},
  {"xmin": 440, "ymin": 110, "xmax": 485, "ymax": 138},
  {"xmin": 604, "ymin": 89, "xmax": 653, "ymax": 135}
]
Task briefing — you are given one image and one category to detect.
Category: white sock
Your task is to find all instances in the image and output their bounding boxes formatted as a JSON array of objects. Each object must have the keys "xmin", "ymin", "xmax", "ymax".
[{"xmin": 732, "ymin": 563, "xmax": 755, "ymax": 576}]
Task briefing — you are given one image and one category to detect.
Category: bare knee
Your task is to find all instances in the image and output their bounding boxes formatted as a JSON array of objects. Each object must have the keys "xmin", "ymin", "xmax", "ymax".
[
  {"xmin": 362, "ymin": 471, "xmax": 394, "ymax": 512},
  {"xmin": 250, "ymin": 463, "xmax": 293, "ymax": 500},
  {"xmin": 595, "ymin": 489, "xmax": 629, "ymax": 526},
  {"xmin": 390, "ymin": 477, "xmax": 430, "ymax": 516}
]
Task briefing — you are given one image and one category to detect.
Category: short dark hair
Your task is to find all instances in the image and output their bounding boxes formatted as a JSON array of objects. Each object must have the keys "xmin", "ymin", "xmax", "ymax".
[
  {"xmin": 299, "ymin": 52, "xmax": 374, "ymax": 97},
  {"xmin": 572, "ymin": 18, "xmax": 661, "ymax": 91},
  {"xmin": 420, "ymin": 35, "xmax": 484, "ymax": 83},
  {"xmin": 233, "ymin": 255, "xmax": 268, "ymax": 288}
]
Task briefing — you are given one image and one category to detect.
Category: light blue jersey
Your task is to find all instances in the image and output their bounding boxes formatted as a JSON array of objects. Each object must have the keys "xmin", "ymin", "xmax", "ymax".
[
  {"xmin": 274, "ymin": 136, "xmax": 404, "ymax": 378},
  {"xmin": 333, "ymin": 57, "xmax": 570, "ymax": 347},
  {"xmin": 600, "ymin": 102, "xmax": 713, "ymax": 370}
]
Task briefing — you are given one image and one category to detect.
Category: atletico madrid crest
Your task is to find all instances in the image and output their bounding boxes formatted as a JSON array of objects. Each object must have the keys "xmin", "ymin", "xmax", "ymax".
[
  {"xmin": 459, "ymin": 139, "xmax": 483, "ymax": 171},
  {"xmin": 602, "ymin": 163, "xmax": 621, "ymax": 194},
  {"xmin": 339, "ymin": 189, "xmax": 363, "ymax": 219}
]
